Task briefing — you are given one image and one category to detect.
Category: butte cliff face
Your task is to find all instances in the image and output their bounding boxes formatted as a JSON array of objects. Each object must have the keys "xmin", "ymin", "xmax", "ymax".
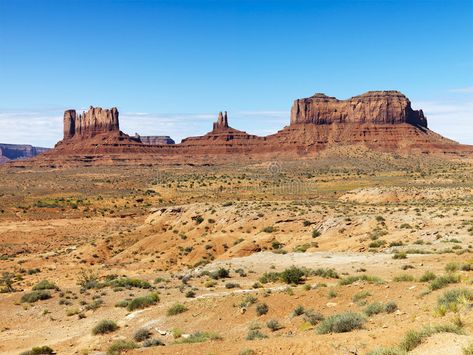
[
  {"xmin": 290, "ymin": 91, "xmax": 427, "ymax": 127},
  {"xmin": 10, "ymin": 91, "xmax": 473, "ymax": 167},
  {"xmin": 64, "ymin": 106, "xmax": 120, "ymax": 140},
  {"xmin": 0, "ymin": 143, "xmax": 49, "ymax": 162}
]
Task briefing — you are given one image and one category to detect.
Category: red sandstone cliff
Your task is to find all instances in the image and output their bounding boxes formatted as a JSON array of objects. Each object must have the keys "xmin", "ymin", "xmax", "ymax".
[
  {"xmin": 11, "ymin": 91, "xmax": 473, "ymax": 167},
  {"xmin": 290, "ymin": 91, "xmax": 427, "ymax": 127}
]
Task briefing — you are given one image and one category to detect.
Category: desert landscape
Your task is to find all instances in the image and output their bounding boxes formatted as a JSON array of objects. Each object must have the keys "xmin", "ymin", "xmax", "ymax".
[
  {"xmin": 1, "ymin": 1, "xmax": 472, "ymax": 354},
  {"xmin": 1, "ymin": 88, "xmax": 473, "ymax": 355}
]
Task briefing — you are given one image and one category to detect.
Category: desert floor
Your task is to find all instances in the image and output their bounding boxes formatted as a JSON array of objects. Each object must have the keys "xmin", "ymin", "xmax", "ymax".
[{"xmin": 1, "ymin": 152, "xmax": 473, "ymax": 355}]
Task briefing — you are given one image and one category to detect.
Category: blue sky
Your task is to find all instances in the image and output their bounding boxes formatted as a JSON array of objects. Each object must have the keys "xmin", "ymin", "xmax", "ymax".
[{"xmin": 0, "ymin": 0, "xmax": 472, "ymax": 147}]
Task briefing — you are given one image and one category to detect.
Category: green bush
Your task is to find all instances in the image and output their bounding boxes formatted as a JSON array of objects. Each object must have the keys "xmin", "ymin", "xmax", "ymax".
[
  {"xmin": 21, "ymin": 290, "xmax": 51, "ymax": 303},
  {"xmin": 292, "ymin": 305, "xmax": 305, "ymax": 316},
  {"xmin": 312, "ymin": 268, "xmax": 339, "ymax": 279},
  {"xmin": 385, "ymin": 301, "xmax": 398, "ymax": 313},
  {"xmin": 32, "ymin": 280, "xmax": 59, "ymax": 291},
  {"xmin": 167, "ymin": 303, "xmax": 188, "ymax": 316},
  {"xmin": 210, "ymin": 268, "xmax": 230, "ymax": 279},
  {"xmin": 92, "ymin": 319, "xmax": 118, "ymax": 335},
  {"xmin": 175, "ymin": 331, "xmax": 222, "ymax": 343},
  {"xmin": 256, "ymin": 303, "xmax": 269, "ymax": 316},
  {"xmin": 246, "ymin": 329, "xmax": 268, "ymax": 340},
  {"xmin": 312, "ymin": 229, "xmax": 321, "ymax": 238},
  {"xmin": 106, "ymin": 340, "xmax": 138, "ymax": 355},
  {"xmin": 339, "ymin": 275, "xmax": 383, "ymax": 285},
  {"xmin": 317, "ymin": 312, "xmax": 365, "ymax": 334},
  {"xmin": 143, "ymin": 338, "xmax": 165, "ymax": 347},
  {"xmin": 419, "ymin": 271, "xmax": 436, "ymax": 282},
  {"xmin": 19, "ymin": 346, "xmax": 54, "ymax": 355},
  {"xmin": 134, "ymin": 328, "xmax": 151, "ymax": 342},
  {"xmin": 266, "ymin": 319, "xmax": 281, "ymax": 331},
  {"xmin": 127, "ymin": 292, "xmax": 159, "ymax": 311},
  {"xmin": 352, "ymin": 290, "xmax": 371, "ymax": 303},
  {"xmin": 393, "ymin": 274, "xmax": 415, "ymax": 282},
  {"xmin": 392, "ymin": 252, "xmax": 407, "ymax": 259},
  {"xmin": 437, "ymin": 288, "xmax": 473, "ymax": 309},
  {"xmin": 280, "ymin": 266, "xmax": 305, "ymax": 284},
  {"xmin": 107, "ymin": 277, "xmax": 151, "ymax": 289},
  {"xmin": 303, "ymin": 309, "xmax": 324, "ymax": 325},
  {"xmin": 364, "ymin": 302, "xmax": 384, "ymax": 316},
  {"xmin": 429, "ymin": 274, "xmax": 460, "ymax": 290}
]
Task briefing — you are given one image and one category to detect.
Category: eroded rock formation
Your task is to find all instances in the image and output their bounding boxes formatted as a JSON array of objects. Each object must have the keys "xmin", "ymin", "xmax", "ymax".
[
  {"xmin": 10, "ymin": 90, "xmax": 473, "ymax": 167},
  {"xmin": 290, "ymin": 91, "xmax": 427, "ymax": 127},
  {"xmin": 64, "ymin": 106, "xmax": 120, "ymax": 140}
]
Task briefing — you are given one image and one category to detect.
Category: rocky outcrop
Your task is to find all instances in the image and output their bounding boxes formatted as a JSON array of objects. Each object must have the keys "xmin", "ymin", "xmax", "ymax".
[
  {"xmin": 290, "ymin": 91, "xmax": 427, "ymax": 127},
  {"xmin": 9, "ymin": 90, "xmax": 473, "ymax": 167},
  {"xmin": 135, "ymin": 135, "xmax": 175, "ymax": 145},
  {"xmin": 0, "ymin": 143, "xmax": 49, "ymax": 161},
  {"xmin": 213, "ymin": 111, "xmax": 229, "ymax": 131},
  {"xmin": 64, "ymin": 106, "xmax": 120, "ymax": 140}
]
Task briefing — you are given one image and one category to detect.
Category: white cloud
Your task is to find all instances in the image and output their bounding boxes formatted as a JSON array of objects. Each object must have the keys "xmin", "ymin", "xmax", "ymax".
[
  {"xmin": 449, "ymin": 86, "xmax": 473, "ymax": 94},
  {"xmin": 412, "ymin": 100, "xmax": 473, "ymax": 145}
]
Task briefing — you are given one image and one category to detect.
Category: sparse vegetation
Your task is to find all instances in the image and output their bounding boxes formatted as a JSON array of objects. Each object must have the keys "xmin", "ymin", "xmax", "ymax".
[{"xmin": 92, "ymin": 320, "xmax": 118, "ymax": 335}]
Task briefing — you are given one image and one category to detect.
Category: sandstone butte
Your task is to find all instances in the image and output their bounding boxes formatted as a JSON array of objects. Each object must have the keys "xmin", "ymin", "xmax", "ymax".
[{"xmin": 9, "ymin": 90, "xmax": 473, "ymax": 167}]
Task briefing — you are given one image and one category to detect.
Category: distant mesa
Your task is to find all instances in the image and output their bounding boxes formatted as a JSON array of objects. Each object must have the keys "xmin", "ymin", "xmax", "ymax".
[
  {"xmin": 0, "ymin": 143, "xmax": 49, "ymax": 164},
  {"xmin": 8, "ymin": 90, "xmax": 473, "ymax": 167},
  {"xmin": 291, "ymin": 90, "xmax": 427, "ymax": 127},
  {"xmin": 134, "ymin": 134, "xmax": 175, "ymax": 145}
]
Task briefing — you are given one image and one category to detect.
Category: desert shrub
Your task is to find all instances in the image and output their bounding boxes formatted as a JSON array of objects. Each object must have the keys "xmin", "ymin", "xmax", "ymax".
[
  {"xmin": 280, "ymin": 266, "xmax": 305, "ymax": 284},
  {"xmin": 19, "ymin": 346, "xmax": 54, "ymax": 355},
  {"xmin": 385, "ymin": 301, "xmax": 398, "ymax": 313},
  {"xmin": 398, "ymin": 324, "xmax": 463, "ymax": 352},
  {"xmin": 437, "ymin": 288, "xmax": 473, "ymax": 310},
  {"xmin": 21, "ymin": 290, "xmax": 51, "ymax": 303},
  {"xmin": 133, "ymin": 328, "xmax": 151, "ymax": 342},
  {"xmin": 106, "ymin": 340, "xmax": 138, "ymax": 355},
  {"xmin": 143, "ymin": 338, "xmax": 165, "ymax": 347},
  {"xmin": 176, "ymin": 331, "xmax": 222, "ymax": 343},
  {"xmin": 429, "ymin": 274, "xmax": 460, "ymax": 290},
  {"xmin": 328, "ymin": 289, "xmax": 337, "ymax": 298},
  {"xmin": 419, "ymin": 271, "xmax": 436, "ymax": 282},
  {"xmin": 292, "ymin": 305, "xmax": 305, "ymax": 316},
  {"xmin": 115, "ymin": 300, "xmax": 129, "ymax": 308},
  {"xmin": 240, "ymin": 294, "xmax": 257, "ymax": 308},
  {"xmin": 463, "ymin": 343, "xmax": 473, "ymax": 355},
  {"xmin": 92, "ymin": 319, "xmax": 118, "ymax": 335},
  {"xmin": 339, "ymin": 275, "xmax": 383, "ymax": 285},
  {"xmin": 445, "ymin": 262, "xmax": 459, "ymax": 273},
  {"xmin": 262, "ymin": 226, "xmax": 274, "ymax": 233},
  {"xmin": 256, "ymin": 303, "xmax": 269, "ymax": 316},
  {"xmin": 312, "ymin": 229, "xmax": 321, "ymax": 238},
  {"xmin": 393, "ymin": 274, "xmax": 415, "ymax": 282},
  {"xmin": 317, "ymin": 312, "xmax": 365, "ymax": 334},
  {"xmin": 32, "ymin": 280, "xmax": 59, "ymax": 291},
  {"xmin": 210, "ymin": 268, "xmax": 230, "ymax": 279},
  {"xmin": 266, "ymin": 319, "xmax": 281, "ymax": 331},
  {"xmin": 312, "ymin": 268, "xmax": 339, "ymax": 279},
  {"xmin": 259, "ymin": 272, "xmax": 280, "ymax": 284},
  {"xmin": 77, "ymin": 269, "xmax": 101, "ymax": 290},
  {"xmin": 127, "ymin": 292, "xmax": 159, "ymax": 311},
  {"xmin": 167, "ymin": 303, "xmax": 188, "ymax": 316},
  {"xmin": 392, "ymin": 252, "xmax": 407, "ymax": 259},
  {"xmin": 225, "ymin": 282, "xmax": 240, "ymax": 289},
  {"xmin": 352, "ymin": 290, "xmax": 371, "ymax": 303},
  {"xmin": 246, "ymin": 329, "xmax": 268, "ymax": 340},
  {"xmin": 107, "ymin": 277, "xmax": 151, "ymax": 289},
  {"xmin": 185, "ymin": 290, "xmax": 196, "ymax": 298},
  {"xmin": 364, "ymin": 302, "xmax": 384, "ymax": 316},
  {"xmin": 303, "ymin": 309, "xmax": 324, "ymax": 325}
]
